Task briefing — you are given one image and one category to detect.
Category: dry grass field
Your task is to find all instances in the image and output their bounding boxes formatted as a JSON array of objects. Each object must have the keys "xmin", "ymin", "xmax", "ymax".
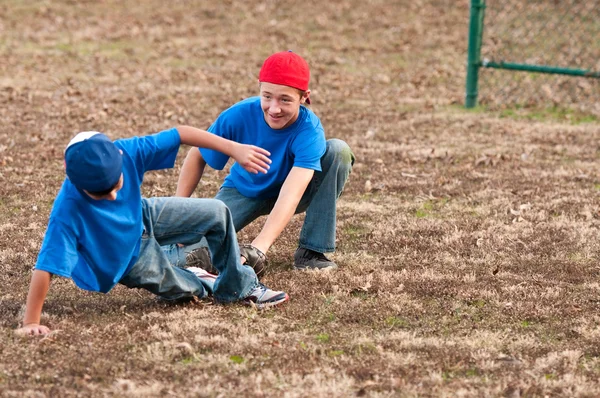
[{"xmin": 2, "ymin": 1, "xmax": 600, "ymax": 396}]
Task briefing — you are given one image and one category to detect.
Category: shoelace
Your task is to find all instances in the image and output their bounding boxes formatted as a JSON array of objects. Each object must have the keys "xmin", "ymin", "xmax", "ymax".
[{"xmin": 252, "ymin": 283, "xmax": 268, "ymax": 296}]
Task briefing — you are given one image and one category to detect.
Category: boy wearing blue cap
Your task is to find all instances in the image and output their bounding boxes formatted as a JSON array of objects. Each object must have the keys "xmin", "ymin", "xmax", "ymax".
[
  {"xmin": 176, "ymin": 51, "xmax": 354, "ymax": 272},
  {"xmin": 16, "ymin": 126, "xmax": 289, "ymax": 337}
]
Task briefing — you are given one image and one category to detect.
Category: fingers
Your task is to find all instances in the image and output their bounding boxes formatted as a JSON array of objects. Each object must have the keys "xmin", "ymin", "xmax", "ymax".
[
  {"xmin": 252, "ymin": 151, "xmax": 272, "ymax": 166},
  {"xmin": 242, "ymin": 155, "xmax": 271, "ymax": 175},
  {"xmin": 252, "ymin": 146, "xmax": 271, "ymax": 157},
  {"xmin": 249, "ymin": 151, "xmax": 271, "ymax": 174}
]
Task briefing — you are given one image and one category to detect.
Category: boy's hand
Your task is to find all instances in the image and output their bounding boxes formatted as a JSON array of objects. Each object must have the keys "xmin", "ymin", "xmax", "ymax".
[
  {"xmin": 15, "ymin": 323, "xmax": 50, "ymax": 336},
  {"xmin": 232, "ymin": 143, "xmax": 271, "ymax": 174},
  {"xmin": 239, "ymin": 244, "xmax": 268, "ymax": 279}
]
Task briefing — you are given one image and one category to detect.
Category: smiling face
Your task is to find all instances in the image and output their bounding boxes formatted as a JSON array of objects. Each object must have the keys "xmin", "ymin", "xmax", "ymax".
[{"xmin": 259, "ymin": 82, "xmax": 310, "ymax": 129}]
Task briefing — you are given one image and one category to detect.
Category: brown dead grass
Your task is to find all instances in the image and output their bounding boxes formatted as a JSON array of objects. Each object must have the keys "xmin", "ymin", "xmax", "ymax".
[{"xmin": 2, "ymin": 0, "xmax": 600, "ymax": 397}]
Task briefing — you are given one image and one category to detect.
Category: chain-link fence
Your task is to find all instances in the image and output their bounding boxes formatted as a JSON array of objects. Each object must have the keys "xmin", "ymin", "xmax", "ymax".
[{"xmin": 466, "ymin": 0, "xmax": 600, "ymax": 117}]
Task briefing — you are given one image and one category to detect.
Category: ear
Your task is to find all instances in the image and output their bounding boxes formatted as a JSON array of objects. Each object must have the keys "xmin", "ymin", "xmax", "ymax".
[{"xmin": 301, "ymin": 89, "xmax": 311, "ymax": 105}]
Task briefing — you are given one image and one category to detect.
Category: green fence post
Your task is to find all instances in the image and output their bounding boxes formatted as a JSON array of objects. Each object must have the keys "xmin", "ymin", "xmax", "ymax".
[{"xmin": 465, "ymin": 0, "xmax": 486, "ymax": 108}]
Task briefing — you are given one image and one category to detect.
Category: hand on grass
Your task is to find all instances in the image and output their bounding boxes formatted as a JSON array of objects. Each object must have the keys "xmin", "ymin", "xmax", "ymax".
[
  {"xmin": 15, "ymin": 323, "xmax": 50, "ymax": 337},
  {"xmin": 232, "ymin": 143, "xmax": 271, "ymax": 174}
]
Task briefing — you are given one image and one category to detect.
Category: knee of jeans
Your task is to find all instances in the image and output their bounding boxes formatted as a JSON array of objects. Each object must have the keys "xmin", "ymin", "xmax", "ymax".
[
  {"xmin": 326, "ymin": 139, "xmax": 355, "ymax": 168},
  {"xmin": 212, "ymin": 199, "xmax": 233, "ymax": 224}
]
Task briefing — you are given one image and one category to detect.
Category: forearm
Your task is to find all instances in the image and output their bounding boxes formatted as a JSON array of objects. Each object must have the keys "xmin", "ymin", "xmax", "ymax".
[
  {"xmin": 176, "ymin": 125, "xmax": 236, "ymax": 156},
  {"xmin": 22, "ymin": 270, "xmax": 51, "ymax": 326},
  {"xmin": 252, "ymin": 196, "xmax": 300, "ymax": 253},
  {"xmin": 252, "ymin": 167, "xmax": 314, "ymax": 253},
  {"xmin": 176, "ymin": 125, "xmax": 271, "ymax": 176},
  {"xmin": 176, "ymin": 148, "xmax": 206, "ymax": 197}
]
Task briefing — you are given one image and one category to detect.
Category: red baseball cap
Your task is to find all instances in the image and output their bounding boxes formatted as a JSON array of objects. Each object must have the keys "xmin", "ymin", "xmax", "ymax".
[{"xmin": 259, "ymin": 51, "xmax": 310, "ymax": 92}]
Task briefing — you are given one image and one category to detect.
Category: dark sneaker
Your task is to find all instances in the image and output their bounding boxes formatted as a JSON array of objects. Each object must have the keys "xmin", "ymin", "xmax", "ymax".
[
  {"xmin": 243, "ymin": 283, "xmax": 289, "ymax": 309},
  {"xmin": 186, "ymin": 266, "xmax": 218, "ymax": 291},
  {"xmin": 185, "ymin": 247, "xmax": 217, "ymax": 274},
  {"xmin": 293, "ymin": 248, "xmax": 338, "ymax": 270}
]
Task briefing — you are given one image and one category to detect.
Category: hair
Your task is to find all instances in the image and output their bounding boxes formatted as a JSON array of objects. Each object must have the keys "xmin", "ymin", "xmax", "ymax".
[
  {"xmin": 86, "ymin": 180, "xmax": 120, "ymax": 196},
  {"xmin": 258, "ymin": 82, "xmax": 307, "ymax": 101}
]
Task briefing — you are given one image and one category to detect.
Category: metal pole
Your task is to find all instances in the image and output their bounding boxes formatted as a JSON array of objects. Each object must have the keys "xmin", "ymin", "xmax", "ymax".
[
  {"xmin": 482, "ymin": 60, "xmax": 600, "ymax": 78},
  {"xmin": 465, "ymin": 0, "xmax": 486, "ymax": 108}
]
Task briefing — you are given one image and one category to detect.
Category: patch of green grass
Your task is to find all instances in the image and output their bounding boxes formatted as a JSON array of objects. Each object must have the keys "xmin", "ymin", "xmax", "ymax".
[
  {"xmin": 594, "ymin": 183, "xmax": 600, "ymax": 191},
  {"xmin": 385, "ymin": 316, "xmax": 409, "ymax": 328},
  {"xmin": 414, "ymin": 198, "xmax": 449, "ymax": 218},
  {"xmin": 521, "ymin": 320, "xmax": 532, "ymax": 328},
  {"xmin": 455, "ymin": 103, "xmax": 599, "ymax": 125},
  {"xmin": 461, "ymin": 104, "xmax": 488, "ymax": 114},
  {"xmin": 353, "ymin": 342, "xmax": 378, "ymax": 356},
  {"xmin": 465, "ymin": 368, "xmax": 479, "ymax": 377},
  {"xmin": 329, "ymin": 350, "xmax": 344, "ymax": 357},
  {"xmin": 359, "ymin": 192, "xmax": 384, "ymax": 201},
  {"xmin": 344, "ymin": 224, "xmax": 369, "ymax": 240},
  {"xmin": 502, "ymin": 105, "xmax": 599, "ymax": 124},
  {"xmin": 316, "ymin": 333, "xmax": 330, "ymax": 343},
  {"xmin": 468, "ymin": 299, "xmax": 486, "ymax": 308},
  {"xmin": 55, "ymin": 39, "xmax": 140, "ymax": 59},
  {"xmin": 13, "ymin": 37, "xmax": 151, "ymax": 61},
  {"xmin": 415, "ymin": 208, "xmax": 428, "ymax": 218},
  {"xmin": 350, "ymin": 291, "xmax": 370, "ymax": 300},
  {"xmin": 229, "ymin": 355, "xmax": 245, "ymax": 364},
  {"xmin": 179, "ymin": 356, "xmax": 198, "ymax": 365}
]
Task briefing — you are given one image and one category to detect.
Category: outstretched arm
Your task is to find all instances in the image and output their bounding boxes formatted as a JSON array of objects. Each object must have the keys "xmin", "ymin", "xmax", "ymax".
[
  {"xmin": 177, "ymin": 125, "xmax": 271, "ymax": 174},
  {"xmin": 15, "ymin": 270, "xmax": 52, "ymax": 336},
  {"xmin": 251, "ymin": 167, "xmax": 314, "ymax": 254},
  {"xmin": 175, "ymin": 125, "xmax": 272, "ymax": 197}
]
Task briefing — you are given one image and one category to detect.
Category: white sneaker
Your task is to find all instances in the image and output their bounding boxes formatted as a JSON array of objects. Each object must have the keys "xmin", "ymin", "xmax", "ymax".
[
  {"xmin": 187, "ymin": 267, "xmax": 217, "ymax": 292},
  {"xmin": 243, "ymin": 283, "xmax": 289, "ymax": 309}
]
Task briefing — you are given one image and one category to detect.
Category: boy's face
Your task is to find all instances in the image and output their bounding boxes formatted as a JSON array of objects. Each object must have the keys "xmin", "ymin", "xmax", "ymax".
[
  {"xmin": 259, "ymin": 82, "xmax": 310, "ymax": 129},
  {"xmin": 84, "ymin": 174, "xmax": 124, "ymax": 201}
]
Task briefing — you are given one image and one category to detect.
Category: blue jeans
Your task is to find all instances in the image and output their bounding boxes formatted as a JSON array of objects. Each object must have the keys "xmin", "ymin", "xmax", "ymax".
[
  {"xmin": 216, "ymin": 139, "xmax": 354, "ymax": 253},
  {"xmin": 119, "ymin": 197, "xmax": 258, "ymax": 303}
]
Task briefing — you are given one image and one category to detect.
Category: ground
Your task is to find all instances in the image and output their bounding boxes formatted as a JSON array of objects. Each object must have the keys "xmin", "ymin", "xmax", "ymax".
[{"xmin": 1, "ymin": 1, "xmax": 600, "ymax": 397}]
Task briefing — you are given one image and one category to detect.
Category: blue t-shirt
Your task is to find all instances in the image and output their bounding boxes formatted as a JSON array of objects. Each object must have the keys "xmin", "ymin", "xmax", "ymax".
[
  {"xmin": 34, "ymin": 128, "xmax": 181, "ymax": 293},
  {"xmin": 200, "ymin": 97, "xmax": 326, "ymax": 199}
]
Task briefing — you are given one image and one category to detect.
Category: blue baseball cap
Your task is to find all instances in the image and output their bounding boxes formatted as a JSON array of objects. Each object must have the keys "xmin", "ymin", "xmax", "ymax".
[{"xmin": 64, "ymin": 132, "xmax": 122, "ymax": 192}]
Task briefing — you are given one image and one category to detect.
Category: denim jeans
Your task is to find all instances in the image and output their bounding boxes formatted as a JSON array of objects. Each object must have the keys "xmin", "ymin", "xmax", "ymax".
[
  {"xmin": 119, "ymin": 197, "xmax": 258, "ymax": 303},
  {"xmin": 215, "ymin": 139, "xmax": 354, "ymax": 253}
]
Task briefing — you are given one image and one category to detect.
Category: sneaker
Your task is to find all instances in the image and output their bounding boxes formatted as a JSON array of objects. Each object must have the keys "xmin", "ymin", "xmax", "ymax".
[
  {"xmin": 243, "ymin": 283, "xmax": 289, "ymax": 309},
  {"xmin": 186, "ymin": 266, "xmax": 218, "ymax": 292},
  {"xmin": 293, "ymin": 248, "xmax": 338, "ymax": 270},
  {"xmin": 185, "ymin": 247, "xmax": 217, "ymax": 274}
]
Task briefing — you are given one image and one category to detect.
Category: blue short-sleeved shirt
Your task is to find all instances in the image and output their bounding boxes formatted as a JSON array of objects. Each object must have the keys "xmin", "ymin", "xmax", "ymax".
[
  {"xmin": 200, "ymin": 97, "xmax": 326, "ymax": 199},
  {"xmin": 34, "ymin": 128, "xmax": 181, "ymax": 293}
]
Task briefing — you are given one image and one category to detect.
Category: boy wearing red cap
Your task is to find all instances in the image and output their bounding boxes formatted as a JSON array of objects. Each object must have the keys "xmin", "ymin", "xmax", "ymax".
[
  {"xmin": 16, "ymin": 126, "xmax": 289, "ymax": 336},
  {"xmin": 176, "ymin": 51, "xmax": 354, "ymax": 271}
]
